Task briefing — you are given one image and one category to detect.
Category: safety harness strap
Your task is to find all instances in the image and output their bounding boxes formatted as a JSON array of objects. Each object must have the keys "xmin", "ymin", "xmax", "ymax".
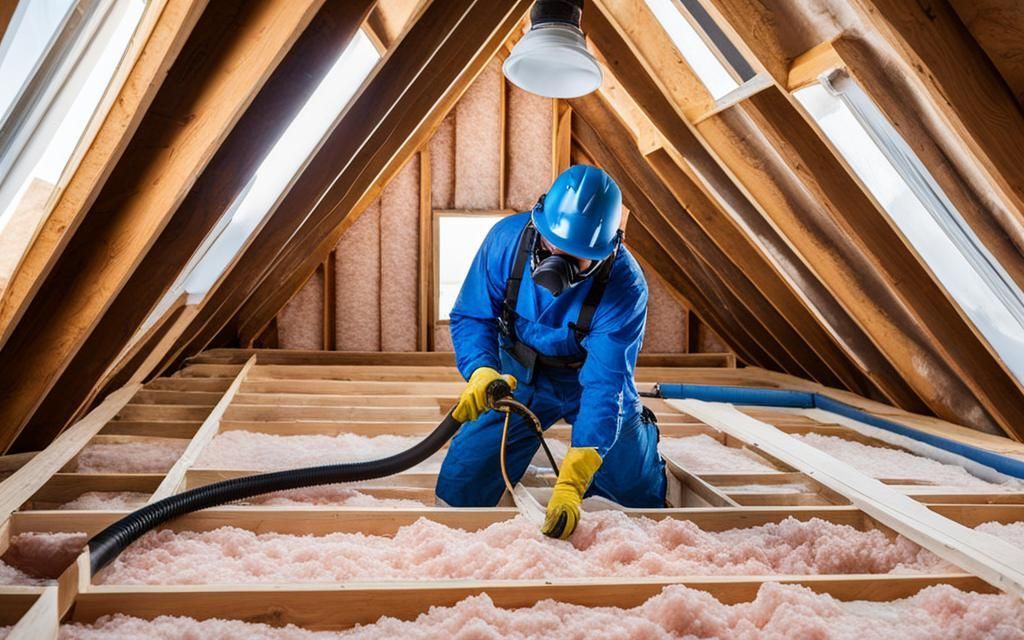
[{"xmin": 499, "ymin": 223, "xmax": 615, "ymax": 370}]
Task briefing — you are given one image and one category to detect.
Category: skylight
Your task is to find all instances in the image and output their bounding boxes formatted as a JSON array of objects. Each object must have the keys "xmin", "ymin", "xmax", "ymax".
[
  {"xmin": 795, "ymin": 77, "xmax": 1024, "ymax": 383},
  {"xmin": 138, "ymin": 29, "xmax": 381, "ymax": 333},
  {"xmin": 0, "ymin": 0, "xmax": 145, "ymax": 287},
  {"xmin": 644, "ymin": 0, "xmax": 739, "ymax": 99}
]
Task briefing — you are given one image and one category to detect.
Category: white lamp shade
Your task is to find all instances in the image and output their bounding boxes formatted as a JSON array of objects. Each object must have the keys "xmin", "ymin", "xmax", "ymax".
[{"xmin": 502, "ymin": 23, "xmax": 603, "ymax": 99}]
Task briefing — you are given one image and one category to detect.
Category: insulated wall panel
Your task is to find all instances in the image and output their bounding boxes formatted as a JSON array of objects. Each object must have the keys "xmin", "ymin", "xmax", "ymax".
[
  {"xmin": 430, "ymin": 114, "xmax": 455, "ymax": 210},
  {"xmin": 335, "ymin": 199, "xmax": 382, "ymax": 351},
  {"xmin": 454, "ymin": 59, "xmax": 502, "ymax": 209},
  {"xmin": 642, "ymin": 269, "xmax": 687, "ymax": 352},
  {"xmin": 506, "ymin": 86, "xmax": 553, "ymax": 212},
  {"xmin": 380, "ymin": 156, "xmax": 420, "ymax": 351},
  {"xmin": 277, "ymin": 270, "xmax": 324, "ymax": 350}
]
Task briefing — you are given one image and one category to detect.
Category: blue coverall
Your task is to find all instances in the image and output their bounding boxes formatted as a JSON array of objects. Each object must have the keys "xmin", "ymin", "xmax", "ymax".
[{"xmin": 435, "ymin": 212, "xmax": 666, "ymax": 507}]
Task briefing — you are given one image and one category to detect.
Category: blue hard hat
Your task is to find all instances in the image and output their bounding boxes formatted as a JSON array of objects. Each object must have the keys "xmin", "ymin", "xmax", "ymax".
[{"xmin": 532, "ymin": 165, "xmax": 622, "ymax": 260}]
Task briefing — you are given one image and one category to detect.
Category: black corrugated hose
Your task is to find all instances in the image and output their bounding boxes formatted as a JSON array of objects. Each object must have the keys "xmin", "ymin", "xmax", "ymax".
[{"xmin": 89, "ymin": 379, "xmax": 534, "ymax": 574}]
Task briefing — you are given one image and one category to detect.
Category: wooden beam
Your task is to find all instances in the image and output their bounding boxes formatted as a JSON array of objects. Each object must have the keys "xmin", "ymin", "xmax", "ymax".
[
  {"xmin": 592, "ymin": 0, "xmax": 715, "ymax": 122},
  {"xmin": 233, "ymin": 1, "xmax": 532, "ymax": 346},
  {"xmin": 364, "ymin": 0, "xmax": 423, "ymax": 51},
  {"xmin": 417, "ymin": 149, "xmax": 432, "ymax": 351},
  {"xmin": 742, "ymin": 86, "xmax": 1024, "ymax": 439},
  {"xmin": 583, "ymin": 0, "xmax": 925, "ymax": 410},
  {"xmin": 948, "ymin": 0, "xmax": 1024, "ymax": 108},
  {"xmin": 644, "ymin": 147, "xmax": 886, "ymax": 398},
  {"xmin": 849, "ymin": 0, "xmax": 1024, "ymax": 234},
  {"xmin": 0, "ymin": 0, "xmax": 206, "ymax": 347},
  {"xmin": 695, "ymin": 102, "xmax": 1010, "ymax": 436},
  {"xmin": 321, "ymin": 257, "xmax": 336, "ymax": 351},
  {"xmin": 552, "ymin": 100, "xmax": 572, "ymax": 179},
  {"xmin": 786, "ymin": 40, "xmax": 842, "ymax": 91},
  {"xmin": 572, "ymin": 92, "xmax": 844, "ymax": 385},
  {"xmin": 4, "ymin": 1, "xmax": 375, "ymax": 453},
  {"xmin": 166, "ymin": 0, "xmax": 531, "ymax": 364},
  {"xmin": 832, "ymin": 36, "xmax": 1024, "ymax": 295},
  {"xmin": 673, "ymin": 399, "xmax": 1024, "ymax": 596},
  {"xmin": 572, "ymin": 127, "xmax": 777, "ymax": 370}
]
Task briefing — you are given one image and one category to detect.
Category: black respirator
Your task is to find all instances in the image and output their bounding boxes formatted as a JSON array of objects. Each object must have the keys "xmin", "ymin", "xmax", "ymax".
[{"xmin": 530, "ymin": 225, "xmax": 611, "ymax": 297}]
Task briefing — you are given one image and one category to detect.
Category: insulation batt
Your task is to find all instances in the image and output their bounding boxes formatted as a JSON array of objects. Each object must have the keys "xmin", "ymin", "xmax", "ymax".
[
  {"xmin": 659, "ymin": 435, "xmax": 777, "ymax": 473},
  {"xmin": 75, "ymin": 440, "xmax": 188, "ymax": 473},
  {"xmin": 95, "ymin": 512, "xmax": 949, "ymax": 585},
  {"xmin": 59, "ymin": 491, "xmax": 151, "ymax": 510},
  {"xmin": 795, "ymin": 433, "xmax": 1023, "ymax": 492},
  {"xmin": 58, "ymin": 582, "xmax": 1024, "ymax": 640},
  {"xmin": 196, "ymin": 431, "xmax": 446, "ymax": 472},
  {"xmin": 1, "ymin": 532, "xmax": 87, "ymax": 581}
]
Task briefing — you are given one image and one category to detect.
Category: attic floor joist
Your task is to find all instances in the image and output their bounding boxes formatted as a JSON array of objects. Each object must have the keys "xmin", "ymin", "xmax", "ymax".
[{"xmin": 1, "ymin": 350, "xmax": 1023, "ymax": 636}]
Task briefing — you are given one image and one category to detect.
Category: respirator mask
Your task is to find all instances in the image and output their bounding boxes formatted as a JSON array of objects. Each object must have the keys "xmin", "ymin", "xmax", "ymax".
[{"xmin": 530, "ymin": 224, "xmax": 604, "ymax": 297}]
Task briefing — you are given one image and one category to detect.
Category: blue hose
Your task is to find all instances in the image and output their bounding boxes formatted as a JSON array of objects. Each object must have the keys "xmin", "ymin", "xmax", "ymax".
[{"xmin": 655, "ymin": 383, "xmax": 1024, "ymax": 480}]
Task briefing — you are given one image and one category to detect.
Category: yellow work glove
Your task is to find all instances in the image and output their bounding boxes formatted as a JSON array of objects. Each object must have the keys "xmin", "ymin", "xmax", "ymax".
[
  {"xmin": 541, "ymin": 447, "xmax": 602, "ymax": 539},
  {"xmin": 452, "ymin": 367, "xmax": 517, "ymax": 423}
]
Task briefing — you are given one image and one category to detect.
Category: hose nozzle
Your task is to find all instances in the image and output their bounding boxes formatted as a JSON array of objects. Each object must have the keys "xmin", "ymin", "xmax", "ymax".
[{"xmin": 485, "ymin": 378, "xmax": 514, "ymax": 410}]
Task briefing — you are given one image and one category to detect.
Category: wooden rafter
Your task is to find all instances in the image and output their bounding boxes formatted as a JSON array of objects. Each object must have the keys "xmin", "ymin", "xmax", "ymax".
[
  {"xmin": 572, "ymin": 119, "xmax": 783, "ymax": 371},
  {"xmin": 584, "ymin": 0, "xmax": 920, "ymax": 408},
  {"xmin": 743, "ymin": 86, "xmax": 1024, "ymax": 440},
  {"xmin": 572, "ymin": 91, "xmax": 843, "ymax": 385},
  {"xmin": 1, "ymin": 1, "xmax": 375, "ymax": 454},
  {"xmin": 0, "ymin": 0, "xmax": 207, "ymax": 347},
  {"xmin": 159, "ymin": 0, "xmax": 531, "ymax": 368}
]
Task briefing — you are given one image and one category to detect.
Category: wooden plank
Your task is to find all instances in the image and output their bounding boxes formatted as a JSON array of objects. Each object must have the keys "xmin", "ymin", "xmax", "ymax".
[
  {"xmin": 22, "ymin": 474, "xmax": 162, "ymax": 510},
  {"xmin": 6, "ymin": 0, "xmax": 376, "ymax": 454},
  {"xmin": 11, "ymin": 505, "xmax": 874, "ymax": 537},
  {"xmin": 149, "ymin": 356, "xmax": 255, "ymax": 502},
  {"xmin": 672, "ymin": 399, "xmax": 1024, "ymax": 597},
  {"xmin": 70, "ymin": 574, "xmax": 987, "ymax": 630},
  {"xmin": 417, "ymin": 149, "xmax": 432, "ymax": 351},
  {"xmin": 181, "ymin": 0, "xmax": 532, "ymax": 356},
  {"xmin": 0, "ymin": 0, "xmax": 207, "ymax": 347},
  {"xmin": 786, "ymin": 40, "xmax": 842, "ymax": 91},
  {"xmin": 0, "ymin": 384, "xmax": 139, "ymax": 520},
  {"xmin": 949, "ymin": 0, "xmax": 1024, "ymax": 107},
  {"xmin": 591, "ymin": 0, "xmax": 714, "ymax": 121}
]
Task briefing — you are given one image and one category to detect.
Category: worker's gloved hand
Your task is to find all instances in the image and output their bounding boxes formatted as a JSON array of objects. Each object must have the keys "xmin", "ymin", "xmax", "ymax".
[
  {"xmin": 452, "ymin": 367, "xmax": 517, "ymax": 423},
  {"xmin": 541, "ymin": 447, "xmax": 602, "ymax": 539}
]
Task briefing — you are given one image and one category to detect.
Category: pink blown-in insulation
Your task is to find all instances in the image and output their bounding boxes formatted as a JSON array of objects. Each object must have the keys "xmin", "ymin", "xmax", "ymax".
[
  {"xmin": 0, "ymin": 532, "xmax": 87, "ymax": 584},
  {"xmin": 195, "ymin": 431, "xmax": 446, "ymax": 472},
  {"xmin": 794, "ymin": 433, "xmax": 1022, "ymax": 492},
  {"xmin": 95, "ymin": 513, "xmax": 952, "ymax": 585},
  {"xmin": 74, "ymin": 440, "xmax": 188, "ymax": 473},
  {"xmin": 59, "ymin": 582, "xmax": 1024, "ymax": 639},
  {"xmin": 659, "ymin": 435, "xmax": 778, "ymax": 473}
]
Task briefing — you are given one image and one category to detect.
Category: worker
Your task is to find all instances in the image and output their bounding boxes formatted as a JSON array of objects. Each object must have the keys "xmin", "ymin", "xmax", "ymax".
[{"xmin": 435, "ymin": 165, "xmax": 665, "ymax": 539}]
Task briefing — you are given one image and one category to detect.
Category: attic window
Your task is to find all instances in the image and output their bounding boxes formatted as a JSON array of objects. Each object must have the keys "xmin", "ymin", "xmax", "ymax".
[
  {"xmin": 795, "ymin": 74, "xmax": 1024, "ymax": 383},
  {"xmin": 436, "ymin": 213, "xmax": 507, "ymax": 321},
  {"xmin": 137, "ymin": 29, "xmax": 381, "ymax": 335},
  {"xmin": 0, "ymin": 0, "xmax": 146, "ymax": 291},
  {"xmin": 643, "ymin": 0, "xmax": 742, "ymax": 99}
]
